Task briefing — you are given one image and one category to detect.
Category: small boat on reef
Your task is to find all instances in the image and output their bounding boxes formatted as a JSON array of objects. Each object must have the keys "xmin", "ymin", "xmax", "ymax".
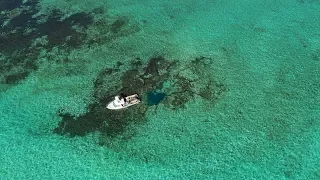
[{"xmin": 106, "ymin": 94, "xmax": 141, "ymax": 110}]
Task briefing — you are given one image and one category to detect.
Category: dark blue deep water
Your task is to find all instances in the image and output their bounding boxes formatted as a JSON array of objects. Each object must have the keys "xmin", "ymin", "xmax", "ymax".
[{"xmin": 147, "ymin": 91, "xmax": 166, "ymax": 106}]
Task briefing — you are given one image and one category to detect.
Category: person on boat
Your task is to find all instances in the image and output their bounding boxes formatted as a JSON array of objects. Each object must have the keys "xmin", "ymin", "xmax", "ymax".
[
  {"xmin": 114, "ymin": 95, "xmax": 126, "ymax": 107},
  {"xmin": 120, "ymin": 93, "xmax": 127, "ymax": 102}
]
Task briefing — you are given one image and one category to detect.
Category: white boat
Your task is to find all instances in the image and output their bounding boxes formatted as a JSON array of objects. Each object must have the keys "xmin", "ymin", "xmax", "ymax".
[{"xmin": 106, "ymin": 94, "xmax": 141, "ymax": 110}]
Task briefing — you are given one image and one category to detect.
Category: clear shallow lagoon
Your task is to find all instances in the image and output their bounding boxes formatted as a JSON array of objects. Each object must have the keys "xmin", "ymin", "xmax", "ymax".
[{"xmin": 1, "ymin": 0, "xmax": 320, "ymax": 179}]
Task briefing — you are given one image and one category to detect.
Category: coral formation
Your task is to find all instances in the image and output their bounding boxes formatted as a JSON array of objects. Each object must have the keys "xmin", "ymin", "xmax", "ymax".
[
  {"xmin": 55, "ymin": 56, "xmax": 228, "ymax": 143},
  {"xmin": 0, "ymin": 1, "xmax": 139, "ymax": 87},
  {"xmin": 0, "ymin": 1, "xmax": 94, "ymax": 85}
]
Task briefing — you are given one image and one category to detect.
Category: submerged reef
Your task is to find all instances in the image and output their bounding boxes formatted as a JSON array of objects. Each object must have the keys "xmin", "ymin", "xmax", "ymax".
[
  {"xmin": 0, "ymin": 0, "xmax": 23, "ymax": 11},
  {"xmin": 0, "ymin": 0, "xmax": 93, "ymax": 85},
  {"xmin": 0, "ymin": 1, "xmax": 139, "ymax": 87},
  {"xmin": 55, "ymin": 56, "xmax": 228, "ymax": 145}
]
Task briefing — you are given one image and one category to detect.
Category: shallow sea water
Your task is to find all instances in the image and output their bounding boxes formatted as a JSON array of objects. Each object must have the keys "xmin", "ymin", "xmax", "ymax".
[{"xmin": 0, "ymin": 0, "xmax": 320, "ymax": 179}]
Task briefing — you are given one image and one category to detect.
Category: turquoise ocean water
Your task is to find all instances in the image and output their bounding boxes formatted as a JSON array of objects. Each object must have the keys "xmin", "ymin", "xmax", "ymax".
[{"xmin": 1, "ymin": 0, "xmax": 320, "ymax": 179}]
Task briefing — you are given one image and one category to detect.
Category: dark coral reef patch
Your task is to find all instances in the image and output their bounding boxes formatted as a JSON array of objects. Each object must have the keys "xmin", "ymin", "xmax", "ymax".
[
  {"xmin": 0, "ymin": 1, "xmax": 94, "ymax": 85},
  {"xmin": 0, "ymin": 0, "xmax": 139, "ymax": 88},
  {"xmin": 54, "ymin": 56, "xmax": 175, "ymax": 139},
  {"xmin": 0, "ymin": 0, "xmax": 23, "ymax": 11},
  {"xmin": 54, "ymin": 56, "xmax": 228, "ymax": 144},
  {"xmin": 0, "ymin": 1, "xmax": 139, "ymax": 87}
]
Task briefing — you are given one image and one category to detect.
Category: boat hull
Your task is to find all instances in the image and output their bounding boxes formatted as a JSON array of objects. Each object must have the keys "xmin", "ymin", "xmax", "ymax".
[{"xmin": 106, "ymin": 94, "xmax": 140, "ymax": 110}]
